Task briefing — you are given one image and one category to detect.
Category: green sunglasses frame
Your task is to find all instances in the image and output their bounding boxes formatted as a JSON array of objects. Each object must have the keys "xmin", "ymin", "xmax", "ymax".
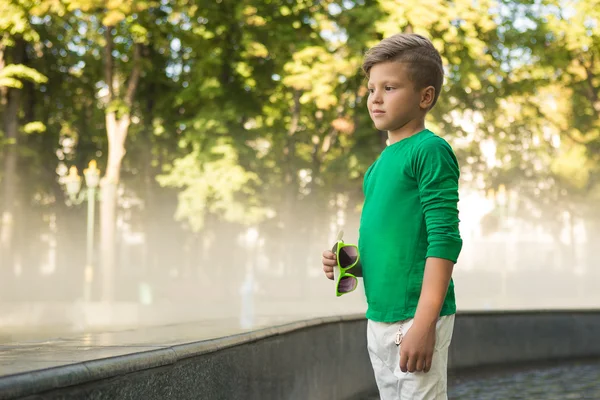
[{"xmin": 332, "ymin": 231, "xmax": 360, "ymax": 297}]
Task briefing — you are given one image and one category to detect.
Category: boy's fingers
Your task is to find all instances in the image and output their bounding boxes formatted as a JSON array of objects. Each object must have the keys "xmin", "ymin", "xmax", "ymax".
[
  {"xmin": 322, "ymin": 250, "xmax": 337, "ymax": 266},
  {"xmin": 424, "ymin": 356, "xmax": 432, "ymax": 373},
  {"xmin": 322, "ymin": 258, "xmax": 337, "ymax": 266},
  {"xmin": 415, "ymin": 357, "xmax": 424, "ymax": 372},
  {"xmin": 323, "ymin": 264, "xmax": 334, "ymax": 280},
  {"xmin": 407, "ymin": 356, "xmax": 417, "ymax": 373},
  {"xmin": 399, "ymin": 351, "xmax": 408, "ymax": 373},
  {"xmin": 322, "ymin": 263, "xmax": 334, "ymax": 280},
  {"xmin": 322, "ymin": 250, "xmax": 336, "ymax": 259},
  {"xmin": 321, "ymin": 249, "xmax": 336, "ymax": 280}
]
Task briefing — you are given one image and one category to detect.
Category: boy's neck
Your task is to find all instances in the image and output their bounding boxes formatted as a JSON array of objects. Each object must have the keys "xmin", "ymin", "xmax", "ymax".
[{"xmin": 387, "ymin": 119, "xmax": 426, "ymax": 145}]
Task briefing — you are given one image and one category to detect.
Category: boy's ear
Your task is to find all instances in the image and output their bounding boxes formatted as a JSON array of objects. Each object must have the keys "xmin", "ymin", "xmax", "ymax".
[{"xmin": 420, "ymin": 86, "xmax": 435, "ymax": 109}]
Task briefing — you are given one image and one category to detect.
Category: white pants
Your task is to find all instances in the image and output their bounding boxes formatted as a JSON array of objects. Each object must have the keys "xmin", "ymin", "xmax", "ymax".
[{"xmin": 367, "ymin": 314, "xmax": 455, "ymax": 400}]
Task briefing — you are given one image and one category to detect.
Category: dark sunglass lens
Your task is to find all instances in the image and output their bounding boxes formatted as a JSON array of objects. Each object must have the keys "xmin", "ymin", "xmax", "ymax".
[
  {"xmin": 339, "ymin": 246, "xmax": 358, "ymax": 268},
  {"xmin": 338, "ymin": 276, "xmax": 357, "ymax": 293}
]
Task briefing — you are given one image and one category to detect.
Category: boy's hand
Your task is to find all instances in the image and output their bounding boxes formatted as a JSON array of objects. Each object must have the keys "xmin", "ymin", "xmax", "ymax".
[
  {"xmin": 321, "ymin": 250, "xmax": 336, "ymax": 280},
  {"xmin": 399, "ymin": 322, "xmax": 436, "ymax": 373}
]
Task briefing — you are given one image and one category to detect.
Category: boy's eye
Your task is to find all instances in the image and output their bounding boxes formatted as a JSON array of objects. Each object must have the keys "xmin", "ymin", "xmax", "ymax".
[
  {"xmin": 385, "ymin": 86, "xmax": 394, "ymax": 91},
  {"xmin": 367, "ymin": 88, "xmax": 374, "ymax": 94}
]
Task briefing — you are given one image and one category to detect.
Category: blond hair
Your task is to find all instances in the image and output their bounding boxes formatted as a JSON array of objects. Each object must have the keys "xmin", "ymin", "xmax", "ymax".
[{"xmin": 362, "ymin": 33, "xmax": 444, "ymax": 108}]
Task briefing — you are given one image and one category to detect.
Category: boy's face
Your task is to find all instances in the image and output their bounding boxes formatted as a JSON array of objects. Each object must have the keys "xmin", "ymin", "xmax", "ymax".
[{"xmin": 367, "ymin": 61, "xmax": 428, "ymax": 135}]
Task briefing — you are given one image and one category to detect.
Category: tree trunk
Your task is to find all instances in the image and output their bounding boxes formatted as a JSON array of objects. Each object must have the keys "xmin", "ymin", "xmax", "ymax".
[
  {"xmin": 100, "ymin": 114, "xmax": 130, "ymax": 302},
  {"xmin": 99, "ymin": 28, "xmax": 141, "ymax": 302},
  {"xmin": 0, "ymin": 38, "xmax": 24, "ymax": 276},
  {"xmin": 99, "ymin": 180, "xmax": 118, "ymax": 301},
  {"xmin": 0, "ymin": 34, "xmax": 7, "ymax": 106},
  {"xmin": 142, "ymin": 82, "xmax": 155, "ymax": 279},
  {"xmin": 282, "ymin": 91, "xmax": 301, "ymax": 278}
]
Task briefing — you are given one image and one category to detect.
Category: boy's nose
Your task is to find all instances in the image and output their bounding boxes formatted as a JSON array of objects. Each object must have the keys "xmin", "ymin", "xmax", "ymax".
[
  {"xmin": 371, "ymin": 90, "xmax": 383, "ymax": 104},
  {"xmin": 371, "ymin": 91, "xmax": 383, "ymax": 103}
]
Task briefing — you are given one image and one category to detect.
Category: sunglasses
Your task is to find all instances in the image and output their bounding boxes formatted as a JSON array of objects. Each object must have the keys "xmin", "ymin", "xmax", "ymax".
[{"xmin": 332, "ymin": 230, "xmax": 360, "ymax": 297}]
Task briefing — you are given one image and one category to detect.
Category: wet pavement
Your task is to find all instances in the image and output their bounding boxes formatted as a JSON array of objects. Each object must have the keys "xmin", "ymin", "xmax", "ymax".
[{"xmin": 0, "ymin": 312, "xmax": 363, "ymax": 377}]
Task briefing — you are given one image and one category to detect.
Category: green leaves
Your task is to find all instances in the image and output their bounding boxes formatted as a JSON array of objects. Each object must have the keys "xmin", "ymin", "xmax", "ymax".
[
  {"xmin": 2, "ymin": 0, "xmax": 600, "ymax": 240},
  {"xmin": 283, "ymin": 46, "xmax": 355, "ymax": 109},
  {"xmin": 0, "ymin": 64, "xmax": 48, "ymax": 88},
  {"xmin": 157, "ymin": 140, "xmax": 266, "ymax": 231},
  {"xmin": 0, "ymin": 0, "xmax": 40, "ymax": 41},
  {"xmin": 22, "ymin": 122, "xmax": 46, "ymax": 134}
]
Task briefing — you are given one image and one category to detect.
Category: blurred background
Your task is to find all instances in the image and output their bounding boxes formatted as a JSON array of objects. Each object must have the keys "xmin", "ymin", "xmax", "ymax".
[{"xmin": 0, "ymin": 0, "xmax": 598, "ymax": 340}]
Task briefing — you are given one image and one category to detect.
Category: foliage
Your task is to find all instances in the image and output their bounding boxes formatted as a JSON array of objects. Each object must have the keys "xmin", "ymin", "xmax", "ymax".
[{"xmin": 1, "ymin": 0, "xmax": 599, "ymax": 270}]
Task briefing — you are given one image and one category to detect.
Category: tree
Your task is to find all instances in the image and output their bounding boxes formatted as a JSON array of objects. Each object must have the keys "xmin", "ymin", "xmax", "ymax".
[
  {"xmin": 59, "ymin": 0, "xmax": 152, "ymax": 301},
  {"xmin": 0, "ymin": 0, "xmax": 48, "ymax": 272}
]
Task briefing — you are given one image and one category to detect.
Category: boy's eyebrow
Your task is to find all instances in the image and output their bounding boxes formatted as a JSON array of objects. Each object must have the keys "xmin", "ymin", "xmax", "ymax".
[{"xmin": 367, "ymin": 79, "xmax": 403, "ymax": 86}]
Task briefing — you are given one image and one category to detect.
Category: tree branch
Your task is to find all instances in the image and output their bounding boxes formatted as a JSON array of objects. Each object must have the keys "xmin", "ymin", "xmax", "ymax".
[
  {"xmin": 104, "ymin": 27, "xmax": 114, "ymax": 101},
  {"xmin": 124, "ymin": 43, "xmax": 142, "ymax": 107},
  {"xmin": 578, "ymin": 54, "xmax": 600, "ymax": 116},
  {"xmin": 536, "ymin": 107, "xmax": 588, "ymax": 145},
  {"xmin": 563, "ymin": 130, "xmax": 589, "ymax": 146},
  {"xmin": 287, "ymin": 90, "xmax": 301, "ymax": 138},
  {"xmin": 283, "ymin": 90, "xmax": 301, "ymax": 187},
  {"xmin": 0, "ymin": 33, "xmax": 8, "ymax": 105}
]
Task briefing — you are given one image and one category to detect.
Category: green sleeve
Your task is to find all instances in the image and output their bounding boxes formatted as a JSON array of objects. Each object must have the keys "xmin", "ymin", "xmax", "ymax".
[{"xmin": 412, "ymin": 137, "xmax": 463, "ymax": 263}]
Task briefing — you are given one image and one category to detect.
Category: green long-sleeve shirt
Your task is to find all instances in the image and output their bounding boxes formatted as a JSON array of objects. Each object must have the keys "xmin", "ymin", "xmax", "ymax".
[{"xmin": 358, "ymin": 129, "xmax": 462, "ymax": 322}]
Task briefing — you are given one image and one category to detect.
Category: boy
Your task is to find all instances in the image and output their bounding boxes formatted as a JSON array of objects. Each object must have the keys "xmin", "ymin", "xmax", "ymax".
[{"xmin": 321, "ymin": 33, "xmax": 462, "ymax": 400}]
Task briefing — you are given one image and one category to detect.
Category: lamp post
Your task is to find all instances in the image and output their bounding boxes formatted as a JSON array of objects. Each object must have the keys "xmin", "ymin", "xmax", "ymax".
[{"xmin": 63, "ymin": 160, "xmax": 101, "ymax": 302}]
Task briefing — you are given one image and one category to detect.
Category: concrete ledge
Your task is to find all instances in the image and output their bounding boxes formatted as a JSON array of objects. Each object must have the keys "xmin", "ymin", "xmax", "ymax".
[
  {"xmin": 449, "ymin": 309, "xmax": 600, "ymax": 369},
  {"xmin": 0, "ymin": 314, "xmax": 374, "ymax": 400},
  {"xmin": 1, "ymin": 310, "xmax": 599, "ymax": 399}
]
